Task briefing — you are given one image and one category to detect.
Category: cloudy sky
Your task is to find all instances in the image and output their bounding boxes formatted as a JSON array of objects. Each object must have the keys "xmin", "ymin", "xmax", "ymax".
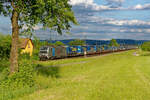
[{"xmin": 0, "ymin": 0, "xmax": 150, "ymax": 40}]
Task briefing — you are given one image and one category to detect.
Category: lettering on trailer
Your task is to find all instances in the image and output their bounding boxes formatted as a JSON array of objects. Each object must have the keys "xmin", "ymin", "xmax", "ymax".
[{"xmin": 72, "ymin": 48, "xmax": 77, "ymax": 52}]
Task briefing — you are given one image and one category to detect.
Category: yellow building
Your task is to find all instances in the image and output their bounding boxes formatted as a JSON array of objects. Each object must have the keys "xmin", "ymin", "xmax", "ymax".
[{"xmin": 20, "ymin": 38, "xmax": 34, "ymax": 56}]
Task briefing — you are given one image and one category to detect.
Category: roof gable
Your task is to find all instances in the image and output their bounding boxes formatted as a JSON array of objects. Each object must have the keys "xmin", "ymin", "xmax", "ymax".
[{"xmin": 19, "ymin": 38, "xmax": 33, "ymax": 49}]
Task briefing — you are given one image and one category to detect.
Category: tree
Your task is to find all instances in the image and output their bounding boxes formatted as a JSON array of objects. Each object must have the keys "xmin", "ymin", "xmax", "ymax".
[
  {"xmin": 0, "ymin": 0, "xmax": 77, "ymax": 74},
  {"xmin": 109, "ymin": 39, "xmax": 119, "ymax": 47},
  {"xmin": 141, "ymin": 41, "xmax": 150, "ymax": 51},
  {"xmin": 69, "ymin": 39, "xmax": 85, "ymax": 46},
  {"xmin": 54, "ymin": 41, "xmax": 65, "ymax": 46}
]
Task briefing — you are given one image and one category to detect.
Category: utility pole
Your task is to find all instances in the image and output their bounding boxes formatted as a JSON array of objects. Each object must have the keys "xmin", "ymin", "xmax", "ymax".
[
  {"xmin": 49, "ymin": 30, "xmax": 52, "ymax": 44},
  {"xmin": 83, "ymin": 32, "xmax": 87, "ymax": 46}
]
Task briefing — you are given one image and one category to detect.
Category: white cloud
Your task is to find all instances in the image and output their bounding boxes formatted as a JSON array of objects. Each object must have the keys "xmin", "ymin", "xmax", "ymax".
[
  {"xmin": 106, "ymin": 0, "xmax": 125, "ymax": 7},
  {"xmin": 105, "ymin": 19, "xmax": 150, "ymax": 26},
  {"xmin": 132, "ymin": 4, "xmax": 150, "ymax": 10},
  {"xmin": 144, "ymin": 29, "xmax": 150, "ymax": 33},
  {"xmin": 133, "ymin": 4, "xmax": 143, "ymax": 10},
  {"xmin": 83, "ymin": 15, "xmax": 150, "ymax": 26},
  {"xmin": 106, "ymin": 0, "xmax": 124, "ymax": 4},
  {"xmin": 119, "ymin": 29, "xmax": 148, "ymax": 33},
  {"xmin": 91, "ymin": 4, "xmax": 120, "ymax": 11},
  {"xmin": 70, "ymin": 0, "xmax": 121, "ymax": 11},
  {"xmin": 22, "ymin": 25, "xmax": 42, "ymax": 30},
  {"xmin": 33, "ymin": 25, "xmax": 42, "ymax": 30},
  {"xmin": 69, "ymin": 0, "xmax": 94, "ymax": 6},
  {"xmin": 70, "ymin": 0, "xmax": 150, "ymax": 12}
]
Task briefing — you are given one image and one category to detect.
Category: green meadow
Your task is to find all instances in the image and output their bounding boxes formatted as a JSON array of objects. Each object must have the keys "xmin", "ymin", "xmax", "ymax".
[{"xmin": 1, "ymin": 50, "xmax": 150, "ymax": 100}]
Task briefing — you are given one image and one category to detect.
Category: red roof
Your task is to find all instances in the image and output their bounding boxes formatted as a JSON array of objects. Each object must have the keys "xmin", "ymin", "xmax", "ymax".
[{"xmin": 19, "ymin": 38, "xmax": 33, "ymax": 49}]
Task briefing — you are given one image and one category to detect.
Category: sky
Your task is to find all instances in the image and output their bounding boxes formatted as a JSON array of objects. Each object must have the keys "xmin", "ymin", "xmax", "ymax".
[{"xmin": 0, "ymin": 0, "xmax": 150, "ymax": 40}]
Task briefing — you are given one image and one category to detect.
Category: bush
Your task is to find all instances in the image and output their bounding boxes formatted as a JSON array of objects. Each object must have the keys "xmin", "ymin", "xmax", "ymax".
[
  {"xmin": 54, "ymin": 41, "xmax": 65, "ymax": 46},
  {"xmin": 141, "ymin": 41, "xmax": 150, "ymax": 51},
  {"xmin": 19, "ymin": 53, "xmax": 31, "ymax": 60},
  {"xmin": 19, "ymin": 52, "xmax": 39, "ymax": 61},
  {"xmin": 0, "ymin": 68, "xmax": 9, "ymax": 81},
  {"xmin": 0, "ymin": 60, "xmax": 36, "ymax": 89},
  {"xmin": 31, "ymin": 49, "xmax": 40, "ymax": 60},
  {"xmin": 0, "ymin": 59, "xmax": 9, "ymax": 72},
  {"xmin": 0, "ymin": 34, "xmax": 11, "ymax": 60}
]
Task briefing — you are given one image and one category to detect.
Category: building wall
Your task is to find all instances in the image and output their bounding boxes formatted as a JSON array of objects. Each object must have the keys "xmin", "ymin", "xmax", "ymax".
[{"xmin": 21, "ymin": 40, "xmax": 33, "ymax": 56}]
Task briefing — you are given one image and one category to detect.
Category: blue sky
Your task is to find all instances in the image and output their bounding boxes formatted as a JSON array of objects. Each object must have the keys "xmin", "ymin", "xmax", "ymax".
[{"xmin": 0, "ymin": 0, "xmax": 150, "ymax": 40}]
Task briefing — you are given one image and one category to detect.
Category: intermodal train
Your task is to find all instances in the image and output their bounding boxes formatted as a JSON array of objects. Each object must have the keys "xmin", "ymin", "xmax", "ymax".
[{"xmin": 39, "ymin": 45, "xmax": 137, "ymax": 60}]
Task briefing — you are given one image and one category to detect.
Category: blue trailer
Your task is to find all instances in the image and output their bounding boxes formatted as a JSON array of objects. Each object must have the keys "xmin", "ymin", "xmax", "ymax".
[{"xmin": 66, "ymin": 46, "xmax": 84, "ymax": 57}]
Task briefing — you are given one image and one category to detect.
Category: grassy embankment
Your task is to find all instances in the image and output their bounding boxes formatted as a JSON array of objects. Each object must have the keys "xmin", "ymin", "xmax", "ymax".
[{"xmin": 2, "ymin": 50, "xmax": 150, "ymax": 100}]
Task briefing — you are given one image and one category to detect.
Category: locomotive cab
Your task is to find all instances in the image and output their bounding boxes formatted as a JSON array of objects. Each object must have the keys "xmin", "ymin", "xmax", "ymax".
[{"xmin": 39, "ymin": 46, "xmax": 52, "ymax": 60}]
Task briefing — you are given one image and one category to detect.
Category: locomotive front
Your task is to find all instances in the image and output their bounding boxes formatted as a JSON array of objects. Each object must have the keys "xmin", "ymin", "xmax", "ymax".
[{"xmin": 39, "ymin": 46, "xmax": 51, "ymax": 60}]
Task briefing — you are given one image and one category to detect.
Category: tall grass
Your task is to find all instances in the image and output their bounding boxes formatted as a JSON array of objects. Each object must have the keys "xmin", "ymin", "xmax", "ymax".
[{"xmin": 2, "ymin": 50, "xmax": 150, "ymax": 100}]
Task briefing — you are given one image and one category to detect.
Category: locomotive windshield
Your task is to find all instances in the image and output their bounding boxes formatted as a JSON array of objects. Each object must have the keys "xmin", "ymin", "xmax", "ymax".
[
  {"xmin": 40, "ymin": 46, "xmax": 48, "ymax": 50},
  {"xmin": 40, "ymin": 46, "xmax": 49, "ymax": 54},
  {"xmin": 40, "ymin": 51, "xmax": 47, "ymax": 53}
]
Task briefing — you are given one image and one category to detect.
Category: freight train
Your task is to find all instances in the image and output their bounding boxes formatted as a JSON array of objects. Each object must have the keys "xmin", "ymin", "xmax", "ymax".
[{"xmin": 39, "ymin": 45, "xmax": 137, "ymax": 61}]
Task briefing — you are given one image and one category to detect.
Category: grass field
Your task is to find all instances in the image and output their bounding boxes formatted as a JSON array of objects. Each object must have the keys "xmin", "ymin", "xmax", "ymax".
[{"xmin": 2, "ymin": 50, "xmax": 150, "ymax": 100}]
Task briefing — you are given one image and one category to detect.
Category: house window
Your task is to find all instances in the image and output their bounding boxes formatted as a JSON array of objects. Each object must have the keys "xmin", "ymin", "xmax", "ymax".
[{"xmin": 28, "ymin": 43, "xmax": 30, "ymax": 48}]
